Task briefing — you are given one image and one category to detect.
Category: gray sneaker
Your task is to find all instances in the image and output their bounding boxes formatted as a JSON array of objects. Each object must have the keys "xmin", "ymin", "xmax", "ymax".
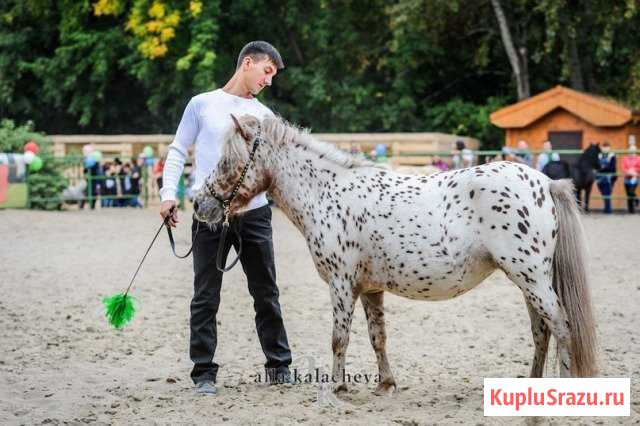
[{"xmin": 195, "ymin": 380, "xmax": 218, "ymax": 395}]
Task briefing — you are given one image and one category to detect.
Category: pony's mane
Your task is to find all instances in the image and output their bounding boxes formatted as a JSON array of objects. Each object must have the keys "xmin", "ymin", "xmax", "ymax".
[{"xmin": 263, "ymin": 116, "xmax": 376, "ymax": 169}]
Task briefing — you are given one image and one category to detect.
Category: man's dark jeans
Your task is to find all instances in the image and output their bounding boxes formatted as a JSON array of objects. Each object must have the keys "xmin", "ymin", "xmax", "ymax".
[{"xmin": 189, "ymin": 205, "xmax": 292, "ymax": 384}]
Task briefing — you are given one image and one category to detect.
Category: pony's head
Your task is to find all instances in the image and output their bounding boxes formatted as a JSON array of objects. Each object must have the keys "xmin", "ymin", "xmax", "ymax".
[
  {"xmin": 581, "ymin": 143, "xmax": 601, "ymax": 169},
  {"xmin": 193, "ymin": 114, "xmax": 274, "ymax": 224}
]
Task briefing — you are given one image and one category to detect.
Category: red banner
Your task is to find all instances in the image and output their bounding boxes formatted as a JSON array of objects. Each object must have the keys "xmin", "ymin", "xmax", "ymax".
[{"xmin": 0, "ymin": 164, "xmax": 9, "ymax": 203}]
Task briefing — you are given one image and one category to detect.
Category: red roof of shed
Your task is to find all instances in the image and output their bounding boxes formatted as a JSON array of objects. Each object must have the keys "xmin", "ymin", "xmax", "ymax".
[{"xmin": 490, "ymin": 85, "xmax": 633, "ymax": 128}]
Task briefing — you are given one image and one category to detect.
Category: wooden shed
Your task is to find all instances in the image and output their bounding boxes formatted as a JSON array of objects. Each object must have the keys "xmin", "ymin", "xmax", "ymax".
[{"xmin": 490, "ymin": 85, "xmax": 640, "ymax": 209}]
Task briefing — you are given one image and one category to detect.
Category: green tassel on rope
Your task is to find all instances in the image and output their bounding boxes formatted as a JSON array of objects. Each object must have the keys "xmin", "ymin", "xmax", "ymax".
[
  {"xmin": 103, "ymin": 213, "xmax": 171, "ymax": 330},
  {"xmin": 103, "ymin": 293, "xmax": 137, "ymax": 329},
  {"xmin": 102, "ymin": 207, "xmax": 188, "ymax": 330}
]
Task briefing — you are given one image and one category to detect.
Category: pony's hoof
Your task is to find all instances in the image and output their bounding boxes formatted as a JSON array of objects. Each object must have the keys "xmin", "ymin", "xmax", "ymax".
[{"xmin": 373, "ymin": 381, "xmax": 396, "ymax": 396}]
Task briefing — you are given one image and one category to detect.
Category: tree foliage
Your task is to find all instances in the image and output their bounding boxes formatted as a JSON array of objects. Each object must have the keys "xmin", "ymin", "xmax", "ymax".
[{"xmin": 1, "ymin": 0, "xmax": 639, "ymax": 147}]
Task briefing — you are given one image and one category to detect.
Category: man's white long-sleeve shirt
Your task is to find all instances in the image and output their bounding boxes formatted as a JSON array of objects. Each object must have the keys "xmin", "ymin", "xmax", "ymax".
[{"xmin": 160, "ymin": 89, "xmax": 274, "ymax": 211}]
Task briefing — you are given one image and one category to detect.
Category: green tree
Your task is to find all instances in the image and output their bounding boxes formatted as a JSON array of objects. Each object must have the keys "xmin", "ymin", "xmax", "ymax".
[{"xmin": 2, "ymin": 0, "xmax": 640, "ymax": 142}]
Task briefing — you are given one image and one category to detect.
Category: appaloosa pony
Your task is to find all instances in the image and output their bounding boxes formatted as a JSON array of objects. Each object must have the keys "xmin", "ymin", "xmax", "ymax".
[{"xmin": 194, "ymin": 115, "xmax": 598, "ymax": 395}]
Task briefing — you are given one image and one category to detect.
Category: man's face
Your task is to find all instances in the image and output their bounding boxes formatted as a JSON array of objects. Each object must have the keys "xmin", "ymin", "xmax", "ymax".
[{"xmin": 242, "ymin": 56, "xmax": 278, "ymax": 95}]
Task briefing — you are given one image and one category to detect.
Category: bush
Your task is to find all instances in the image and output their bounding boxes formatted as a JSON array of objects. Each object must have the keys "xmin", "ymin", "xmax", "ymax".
[{"xmin": 0, "ymin": 120, "xmax": 68, "ymax": 210}]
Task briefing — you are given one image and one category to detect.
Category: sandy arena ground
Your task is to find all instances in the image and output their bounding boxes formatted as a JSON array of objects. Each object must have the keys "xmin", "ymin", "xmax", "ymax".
[{"xmin": 0, "ymin": 206, "xmax": 638, "ymax": 425}]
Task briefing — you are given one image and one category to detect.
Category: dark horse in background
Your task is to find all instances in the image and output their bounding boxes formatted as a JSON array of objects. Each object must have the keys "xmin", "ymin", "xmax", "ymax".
[
  {"xmin": 571, "ymin": 143, "xmax": 601, "ymax": 211},
  {"xmin": 542, "ymin": 143, "xmax": 601, "ymax": 211}
]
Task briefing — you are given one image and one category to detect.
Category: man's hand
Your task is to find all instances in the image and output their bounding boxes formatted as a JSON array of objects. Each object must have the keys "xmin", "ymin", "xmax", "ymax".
[{"xmin": 160, "ymin": 200, "xmax": 178, "ymax": 227}]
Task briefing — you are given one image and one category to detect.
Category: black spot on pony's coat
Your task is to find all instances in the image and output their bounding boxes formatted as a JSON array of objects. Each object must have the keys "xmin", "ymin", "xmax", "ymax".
[{"xmin": 518, "ymin": 222, "xmax": 528, "ymax": 234}]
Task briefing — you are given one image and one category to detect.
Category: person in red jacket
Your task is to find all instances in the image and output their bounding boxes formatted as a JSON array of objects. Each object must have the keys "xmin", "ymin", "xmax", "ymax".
[
  {"xmin": 621, "ymin": 145, "xmax": 640, "ymax": 213},
  {"xmin": 152, "ymin": 157, "xmax": 164, "ymax": 191}
]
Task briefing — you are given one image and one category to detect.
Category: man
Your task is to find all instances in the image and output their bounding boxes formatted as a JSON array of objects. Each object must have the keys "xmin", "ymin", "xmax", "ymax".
[
  {"xmin": 621, "ymin": 143, "xmax": 640, "ymax": 213},
  {"xmin": 514, "ymin": 140, "xmax": 533, "ymax": 167},
  {"xmin": 536, "ymin": 140, "xmax": 559, "ymax": 171},
  {"xmin": 451, "ymin": 140, "xmax": 474, "ymax": 169},
  {"xmin": 159, "ymin": 41, "xmax": 292, "ymax": 395},
  {"xmin": 596, "ymin": 141, "xmax": 617, "ymax": 214}
]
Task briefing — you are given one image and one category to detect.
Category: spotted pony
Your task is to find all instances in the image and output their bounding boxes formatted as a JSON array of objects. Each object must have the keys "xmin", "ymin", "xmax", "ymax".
[{"xmin": 194, "ymin": 115, "xmax": 598, "ymax": 395}]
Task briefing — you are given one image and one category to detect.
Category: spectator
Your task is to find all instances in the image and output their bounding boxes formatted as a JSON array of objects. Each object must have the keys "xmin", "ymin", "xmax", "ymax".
[
  {"xmin": 621, "ymin": 144, "xmax": 640, "ymax": 213},
  {"xmin": 596, "ymin": 142, "xmax": 617, "ymax": 214},
  {"xmin": 123, "ymin": 162, "xmax": 144, "ymax": 208},
  {"xmin": 113, "ymin": 158, "xmax": 125, "ymax": 207},
  {"xmin": 431, "ymin": 155, "xmax": 449, "ymax": 171},
  {"xmin": 102, "ymin": 162, "xmax": 117, "ymax": 207},
  {"xmin": 153, "ymin": 157, "xmax": 164, "ymax": 191},
  {"xmin": 121, "ymin": 162, "xmax": 132, "ymax": 203},
  {"xmin": 451, "ymin": 140, "xmax": 474, "ymax": 169},
  {"xmin": 80, "ymin": 159, "xmax": 101, "ymax": 210},
  {"xmin": 515, "ymin": 140, "xmax": 533, "ymax": 167},
  {"xmin": 502, "ymin": 146, "xmax": 517, "ymax": 162},
  {"xmin": 536, "ymin": 141, "xmax": 557, "ymax": 171},
  {"xmin": 131, "ymin": 158, "xmax": 144, "ymax": 207},
  {"xmin": 348, "ymin": 144, "xmax": 367, "ymax": 161}
]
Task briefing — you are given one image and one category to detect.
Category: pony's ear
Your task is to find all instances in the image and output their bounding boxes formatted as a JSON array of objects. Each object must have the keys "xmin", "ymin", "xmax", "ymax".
[{"xmin": 230, "ymin": 114, "xmax": 250, "ymax": 141}]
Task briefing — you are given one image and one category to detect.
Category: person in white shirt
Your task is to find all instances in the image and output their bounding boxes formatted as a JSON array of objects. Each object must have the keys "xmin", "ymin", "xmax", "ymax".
[
  {"xmin": 160, "ymin": 41, "xmax": 292, "ymax": 395},
  {"xmin": 536, "ymin": 140, "xmax": 559, "ymax": 171}
]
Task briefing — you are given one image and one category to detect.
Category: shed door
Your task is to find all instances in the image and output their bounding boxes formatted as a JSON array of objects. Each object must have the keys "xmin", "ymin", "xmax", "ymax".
[{"xmin": 548, "ymin": 131, "xmax": 582, "ymax": 165}]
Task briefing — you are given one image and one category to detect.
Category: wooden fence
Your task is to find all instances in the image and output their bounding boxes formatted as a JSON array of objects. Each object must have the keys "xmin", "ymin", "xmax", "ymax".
[{"xmin": 51, "ymin": 132, "xmax": 480, "ymax": 165}]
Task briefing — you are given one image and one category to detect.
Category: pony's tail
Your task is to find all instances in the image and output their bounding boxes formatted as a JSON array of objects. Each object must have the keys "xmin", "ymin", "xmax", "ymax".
[{"xmin": 549, "ymin": 179, "xmax": 598, "ymax": 377}]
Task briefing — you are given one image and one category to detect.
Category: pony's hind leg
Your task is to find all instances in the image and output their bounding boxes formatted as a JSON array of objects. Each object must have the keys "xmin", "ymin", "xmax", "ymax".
[
  {"xmin": 329, "ymin": 280, "xmax": 357, "ymax": 393},
  {"xmin": 506, "ymin": 271, "xmax": 572, "ymax": 377},
  {"xmin": 361, "ymin": 291, "xmax": 396, "ymax": 395},
  {"xmin": 525, "ymin": 298, "xmax": 551, "ymax": 377}
]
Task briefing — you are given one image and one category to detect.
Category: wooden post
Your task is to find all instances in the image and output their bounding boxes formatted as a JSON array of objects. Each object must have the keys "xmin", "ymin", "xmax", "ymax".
[
  {"xmin": 53, "ymin": 142, "xmax": 65, "ymax": 157},
  {"xmin": 122, "ymin": 143, "xmax": 133, "ymax": 159}
]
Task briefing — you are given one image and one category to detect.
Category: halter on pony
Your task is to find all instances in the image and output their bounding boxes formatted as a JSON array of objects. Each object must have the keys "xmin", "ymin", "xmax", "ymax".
[{"xmin": 204, "ymin": 121, "xmax": 262, "ymax": 273}]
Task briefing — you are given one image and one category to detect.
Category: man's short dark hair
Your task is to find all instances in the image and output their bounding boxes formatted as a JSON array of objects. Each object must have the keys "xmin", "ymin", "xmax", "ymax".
[{"xmin": 236, "ymin": 41, "xmax": 284, "ymax": 70}]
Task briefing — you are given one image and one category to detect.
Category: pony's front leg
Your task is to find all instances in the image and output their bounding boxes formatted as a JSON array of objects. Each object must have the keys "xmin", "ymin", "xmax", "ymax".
[
  {"xmin": 361, "ymin": 291, "xmax": 397, "ymax": 395},
  {"xmin": 585, "ymin": 184, "xmax": 593, "ymax": 212},
  {"xmin": 329, "ymin": 280, "xmax": 357, "ymax": 393}
]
